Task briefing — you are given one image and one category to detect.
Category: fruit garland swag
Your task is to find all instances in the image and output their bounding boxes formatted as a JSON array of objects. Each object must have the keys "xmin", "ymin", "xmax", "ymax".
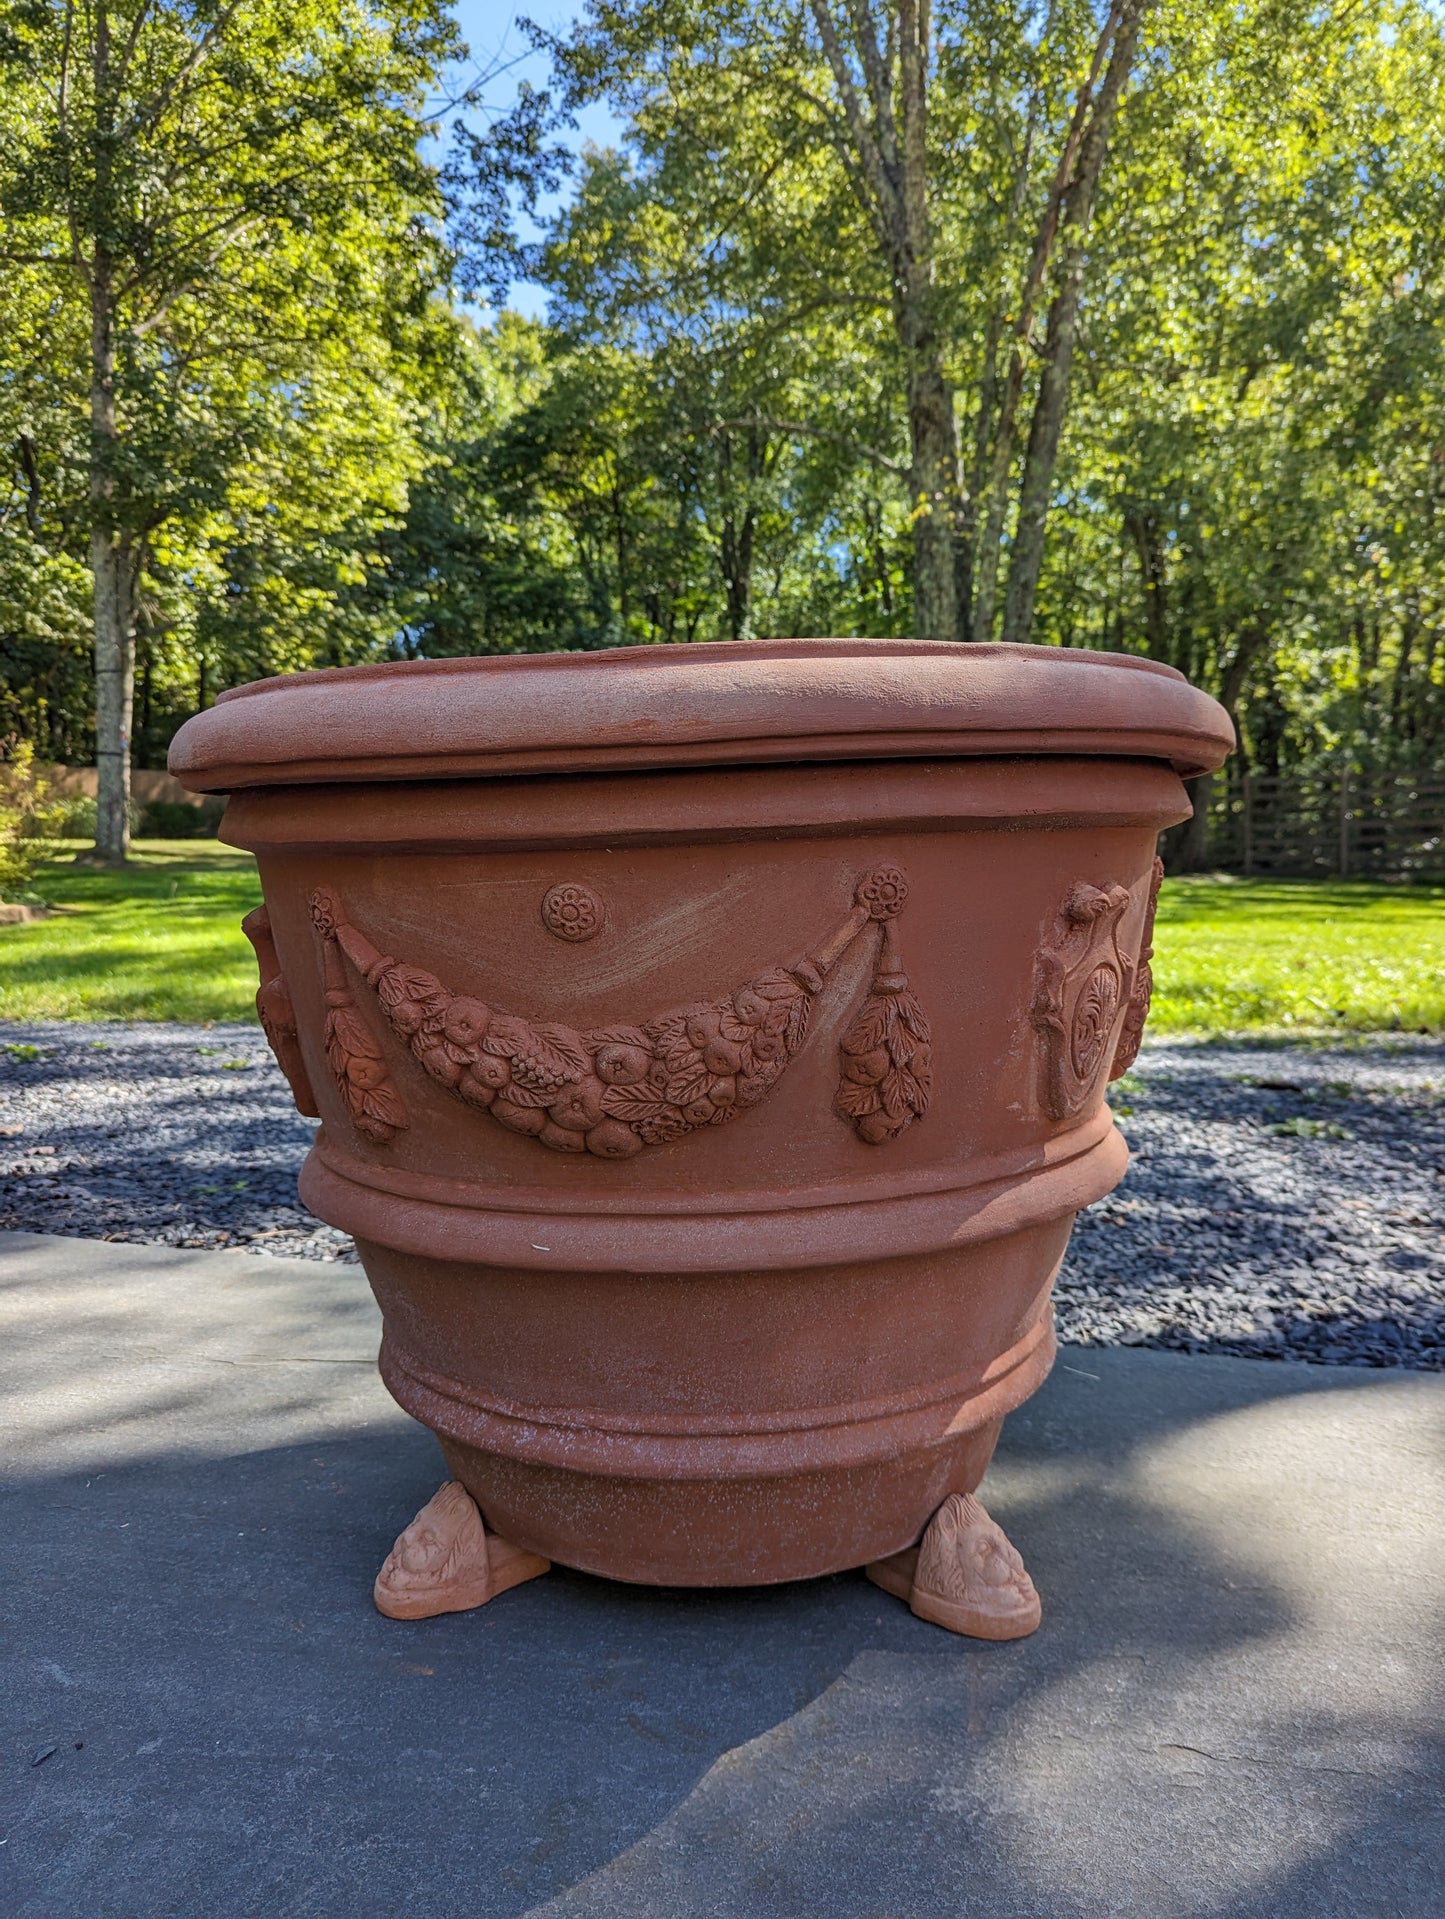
[{"xmin": 306, "ymin": 868, "xmax": 933, "ymax": 1160}]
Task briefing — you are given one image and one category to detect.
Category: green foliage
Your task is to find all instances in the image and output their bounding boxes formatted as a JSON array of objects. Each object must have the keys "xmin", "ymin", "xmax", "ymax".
[
  {"xmin": 0, "ymin": 0, "xmax": 1443, "ymax": 804},
  {"xmin": 410, "ymin": 0, "xmax": 1445, "ymax": 769},
  {"xmin": 136, "ymin": 799, "xmax": 224, "ymax": 839},
  {"xmin": 366, "ymin": 314, "xmax": 603, "ymax": 653},
  {"xmin": 0, "ymin": 0, "xmax": 460, "ymax": 767},
  {"xmin": 0, "ymin": 740, "xmax": 62, "ymax": 894},
  {"xmin": 1031, "ymin": 0, "xmax": 1445, "ymax": 785},
  {"xmin": 0, "ymin": 530, "xmax": 92, "ymax": 759},
  {"xmin": 45, "ymin": 793, "xmax": 98, "ymax": 838}
]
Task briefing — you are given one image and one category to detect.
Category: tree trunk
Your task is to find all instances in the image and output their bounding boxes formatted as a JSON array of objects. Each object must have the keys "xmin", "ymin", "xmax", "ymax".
[
  {"xmin": 610, "ymin": 476, "xmax": 628, "ymax": 634},
  {"xmin": 720, "ymin": 509, "xmax": 755, "ymax": 641},
  {"xmin": 1126, "ymin": 510, "xmax": 1169, "ymax": 659},
  {"xmin": 717, "ymin": 431, "xmax": 758, "ymax": 641},
  {"xmin": 88, "ymin": 246, "xmax": 134, "ymax": 865},
  {"xmin": 863, "ymin": 497, "xmax": 895, "ymax": 618},
  {"xmin": 85, "ymin": 3, "xmax": 133, "ymax": 865},
  {"xmin": 807, "ymin": 0, "xmax": 963, "ymax": 640},
  {"xmin": 999, "ymin": 258, "xmax": 1085, "ymax": 647},
  {"xmin": 968, "ymin": 482, "xmax": 1010, "ymax": 644},
  {"xmin": 1000, "ymin": 0, "xmax": 1148, "ymax": 647},
  {"xmin": 897, "ymin": 0, "xmax": 958, "ymax": 642},
  {"xmin": 1218, "ymin": 622, "xmax": 1265, "ymax": 722},
  {"xmin": 907, "ymin": 355, "xmax": 960, "ymax": 640},
  {"xmin": 91, "ymin": 528, "xmax": 135, "ymax": 861},
  {"xmin": 966, "ymin": 212, "xmax": 1066, "ymax": 643},
  {"xmin": 966, "ymin": 8, "xmax": 1119, "ymax": 643}
]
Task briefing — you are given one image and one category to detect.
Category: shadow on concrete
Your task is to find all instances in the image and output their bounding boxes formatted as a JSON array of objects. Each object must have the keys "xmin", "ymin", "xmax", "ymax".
[{"xmin": 4, "ymin": 1329, "xmax": 1440, "ymax": 1919}]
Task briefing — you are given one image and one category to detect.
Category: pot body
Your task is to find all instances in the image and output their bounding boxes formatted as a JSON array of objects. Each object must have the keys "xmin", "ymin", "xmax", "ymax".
[{"xmin": 220, "ymin": 750, "xmax": 1181, "ymax": 1584}]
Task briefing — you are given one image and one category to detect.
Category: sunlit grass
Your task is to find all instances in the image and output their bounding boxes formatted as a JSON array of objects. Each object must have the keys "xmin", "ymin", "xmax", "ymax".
[
  {"xmin": 0, "ymin": 840, "xmax": 262, "ymax": 1022},
  {"xmin": 1150, "ymin": 877, "xmax": 1445, "ymax": 1035},
  {"xmin": 0, "ymin": 846, "xmax": 1439, "ymax": 1034}
]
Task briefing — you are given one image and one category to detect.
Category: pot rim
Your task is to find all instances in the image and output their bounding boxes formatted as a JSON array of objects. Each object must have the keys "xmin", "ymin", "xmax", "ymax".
[{"xmin": 169, "ymin": 639, "xmax": 1234, "ymax": 790}]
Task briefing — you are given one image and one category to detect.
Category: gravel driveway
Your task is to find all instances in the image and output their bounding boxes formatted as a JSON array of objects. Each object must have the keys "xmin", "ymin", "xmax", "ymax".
[{"xmin": 1, "ymin": 1021, "xmax": 1439, "ymax": 1369}]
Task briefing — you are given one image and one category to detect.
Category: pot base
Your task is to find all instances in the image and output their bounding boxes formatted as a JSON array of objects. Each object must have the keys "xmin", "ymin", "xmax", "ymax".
[
  {"xmin": 438, "ymin": 1414, "xmax": 1010, "ymax": 1588},
  {"xmin": 361, "ymin": 1226, "xmax": 1062, "ymax": 1588}
]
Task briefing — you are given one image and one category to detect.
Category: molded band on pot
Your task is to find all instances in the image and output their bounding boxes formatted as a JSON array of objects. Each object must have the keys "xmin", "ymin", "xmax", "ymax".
[
  {"xmin": 300, "ymin": 1104, "xmax": 1127, "ymax": 1272},
  {"xmin": 377, "ymin": 1312, "xmax": 1056, "ymax": 1481},
  {"xmin": 219, "ymin": 756, "xmax": 1191, "ymax": 856}
]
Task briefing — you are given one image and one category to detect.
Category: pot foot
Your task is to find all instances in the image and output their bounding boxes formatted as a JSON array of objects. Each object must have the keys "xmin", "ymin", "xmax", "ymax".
[
  {"xmin": 374, "ymin": 1480, "xmax": 550, "ymax": 1620},
  {"xmin": 865, "ymin": 1492, "xmax": 1041, "ymax": 1641}
]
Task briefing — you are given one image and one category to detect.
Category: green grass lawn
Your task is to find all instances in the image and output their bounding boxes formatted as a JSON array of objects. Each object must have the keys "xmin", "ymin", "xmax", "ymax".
[
  {"xmin": 1150, "ymin": 877, "xmax": 1444, "ymax": 1035},
  {"xmin": 0, "ymin": 840, "xmax": 262, "ymax": 1023},
  {"xmin": 0, "ymin": 843, "xmax": 1440, "ymax": 1034}
]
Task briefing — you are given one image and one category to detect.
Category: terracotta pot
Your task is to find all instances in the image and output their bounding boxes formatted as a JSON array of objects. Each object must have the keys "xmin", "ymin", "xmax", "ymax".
[{"xmin": 171, "ymin": 640, "xmax": 1231, "ymax": 1606}]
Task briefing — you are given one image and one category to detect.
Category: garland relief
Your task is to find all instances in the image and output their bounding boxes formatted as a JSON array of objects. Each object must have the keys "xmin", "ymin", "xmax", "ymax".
[{"xmin": 290, "ymin": 866, "xmax": 932, "ymax": 1160}]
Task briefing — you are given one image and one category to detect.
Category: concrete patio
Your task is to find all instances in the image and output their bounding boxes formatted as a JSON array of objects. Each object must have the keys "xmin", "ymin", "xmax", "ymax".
[{"xmin": 3, "ymin": 1228, "xmax": 1441, "ymax": 1918}]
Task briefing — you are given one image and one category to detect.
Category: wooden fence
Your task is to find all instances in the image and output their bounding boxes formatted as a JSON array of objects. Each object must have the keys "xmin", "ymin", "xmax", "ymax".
[
  {"xmin": 44, "ymin": 765, "xmax": 209, "ymax": 808},
  {"xmin": 1205, "ymin": 770, "xmax": 1445, "ymax": 880}
]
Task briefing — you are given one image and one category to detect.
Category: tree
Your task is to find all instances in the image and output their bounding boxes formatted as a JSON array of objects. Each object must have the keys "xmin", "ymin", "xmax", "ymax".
[
  {"xmin": 365, "ymin": 312, "xmax": 604, "ymax": 655},
  {"xmin": 1029, "ymin": 0, "xmax": 1445, "ymax": 859},
  {"xmin": 0, "ymin": 0, "xmax": 455, "ymax": 859},
  {"xmin": 513, "ymin": 0, "xmax": 1151, "ymax": 641},
  {"xmin": 536, "ymin": 136, "xmax": 903, "ymax": 641}
]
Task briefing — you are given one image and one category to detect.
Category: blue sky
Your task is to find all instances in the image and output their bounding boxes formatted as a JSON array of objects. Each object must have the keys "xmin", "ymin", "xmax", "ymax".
[{"xmin": 443, "ymin": 1, "xmax": 626, "ymax": 317}]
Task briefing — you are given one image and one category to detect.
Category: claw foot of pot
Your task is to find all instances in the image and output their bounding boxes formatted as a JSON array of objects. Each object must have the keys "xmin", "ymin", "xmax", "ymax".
[
  {"xmin": 374, "ymin": 1481, "xmax": 550, "ymax": 1620},
  {"xmin": 865, "ymin": 1492, "xmax": 1041, "ymax": 1641}
]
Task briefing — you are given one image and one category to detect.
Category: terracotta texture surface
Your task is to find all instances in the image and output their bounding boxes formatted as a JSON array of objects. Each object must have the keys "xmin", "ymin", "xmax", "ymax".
[
  {"xmin": 169, "ymin": 637, "xmax": 1232, "ymax": 787},
  {"xmin": 171, "ymin": 639, "xmax": 1231, "ymax": 1593}
]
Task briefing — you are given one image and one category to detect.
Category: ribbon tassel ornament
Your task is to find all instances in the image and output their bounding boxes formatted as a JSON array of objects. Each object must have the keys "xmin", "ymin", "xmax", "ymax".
[{"xmin": 835, "ymin": 869, "xmax": 933, "ymax": 1144}]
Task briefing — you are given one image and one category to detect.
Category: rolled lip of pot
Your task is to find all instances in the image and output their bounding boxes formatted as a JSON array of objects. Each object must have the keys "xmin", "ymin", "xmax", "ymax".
[{"xmin": 168, "ymin": 638, "xmax": 1234, "ymax": 791}]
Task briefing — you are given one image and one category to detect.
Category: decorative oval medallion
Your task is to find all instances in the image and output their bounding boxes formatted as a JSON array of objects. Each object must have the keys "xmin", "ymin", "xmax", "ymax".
[
  {"xmin": 1110, "ymin": 856, "xmax": 1164, "ymax": 1080},
  {"xmin": 1030, "ymin": 880, "xmax": 1135, "ymax": 1122},
  {"xmin": 540, "ymin": 883, "xmax": 605, "ymax": 943},
  {"xmin": 1069, "ymin": 963, "xmax": 1122, "ymax": 1082}
]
